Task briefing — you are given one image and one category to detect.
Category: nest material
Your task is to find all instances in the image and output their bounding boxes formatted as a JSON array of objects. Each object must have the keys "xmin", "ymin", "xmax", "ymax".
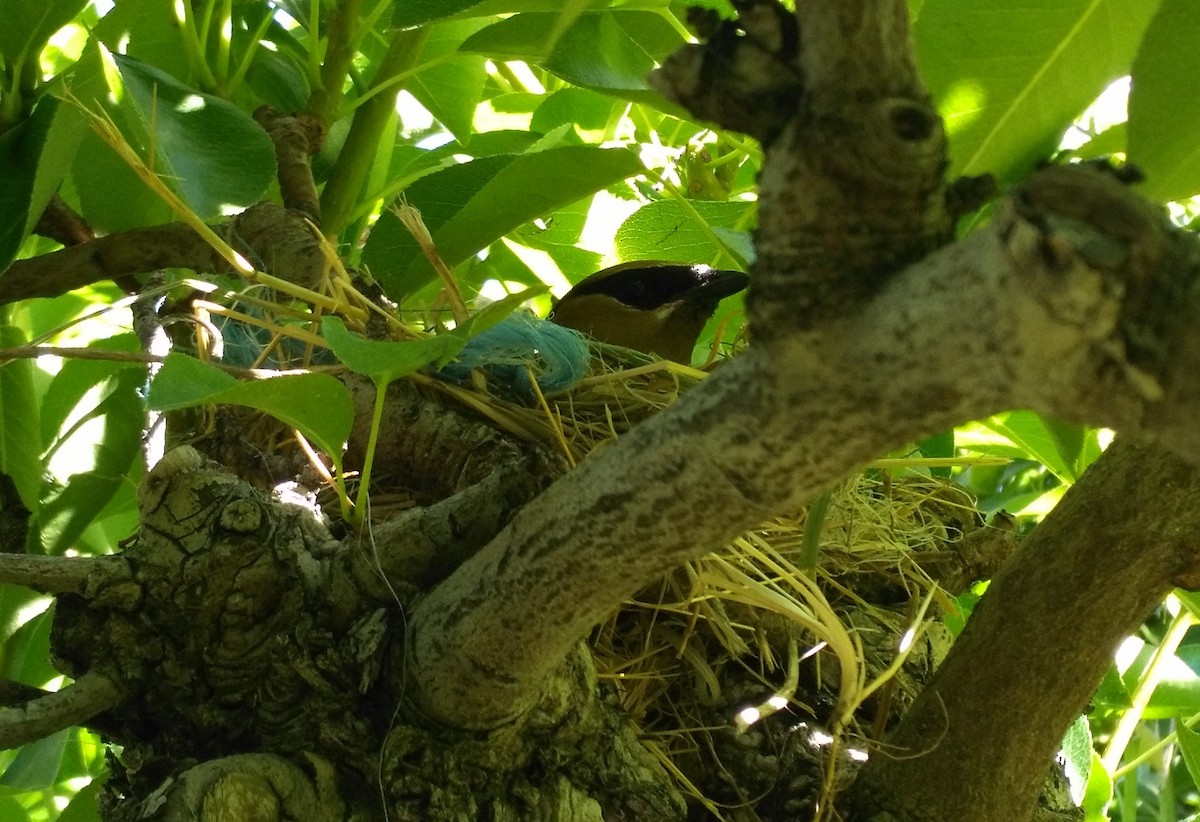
[
  {"xmin": 421, "ymin": 342, "xmax": 990, "ymax": 820},
  {"xmin": 178, "ymin": 277, "xmax": 990, "ymax": 818}
]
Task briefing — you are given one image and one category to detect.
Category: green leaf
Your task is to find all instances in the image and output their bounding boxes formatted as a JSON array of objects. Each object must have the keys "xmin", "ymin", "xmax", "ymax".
[
  {"xmin": 361, "ymin": 145, "xmax": 642, "ymax": 299},
  {"xmin": 459, "ymin": 130, "xmax": 543, "ymax": 157},
  {"xmin": 146, "ymin": 354, "xmax": 353, "ymax": 462},
  {"xmin": 406, "ymin": 22, "xmax": 491, "ymax": 143},
  {"xmin": 1109, "ymin": 641, "xmax": 1200, "ymax": 716},
  {"xmin": 609, "ymin": 9, "xmax": 688, "ymax": 66},
  {"xmin": 0, "ymin": 95, "xmax": 86, "ymax": 270},
  {"xmin": 1059, "ymin": 715, "xmax": 1092, "ymax": 805},
  {"xmin": 1178, "ymin": 590, "xmax": 1200, "ymax": 620},
  {"xmin": 506, "ymin": 195, "xmax": 605, "ymax": 281},
  {"xmin": 981, "ymin": 410, "xmax": 1077, "ymax": 483},
  {"xmin": 917, "ymin": 430, "xmax": 955, "ymax": 479},
  {"xmin": 13, "ymin": 290, "xmax": 96, "ymax": 342},
  {"xmin": 409, "ymin": 56, "xmax": 488, "ymax": 143},
  {"xmin": 322, "ymin": 316, "xmax": 467, "ymax": 384},
  {"xmin": 1093, "ymin": 665, "xmax": 1132, "ymax": 710},
  {"xmin": 1041, "ymin": 418, "xmax": 1100, "ymax": 480},
  {"xmin": 0, "ymin": 731, "xmax": 69, "ymax": 791},
  {"xmin": 445, "ymin": 0, "xmax": 625, "ymax": 14},
  {"xmin": 39, "ymin": 334, "xmax": 143, "ymax": 450},
  {"xmin": 323, "ymin": 288, "xmax": 543, "ymax": 386},
  {"xmin": 146, "ymin": 352, "xmax": 237, "ymax": 403},
  {"xmin": 0, "ymin": 326, "xmax": 43, "ymax": 508},
  {"xmin": 68, "ymin": 42, "xmax": 173, "ymax": 231},
  {"xmin": 92, "ymin": 0, "xmax": 191, "ymax": 82},
  {"xmin": 1067, "ymin": 122, "xmax": 1127, "ymax": 161},
  {"xmin": 243, "ymin": 46, "xmax": 311, "ymax": 112},
  {"xmin": 943, "ymin": 587, "xmax": 982, "ymax": 637},
  {"xmin": 22, "ymin": 100, "xmax": 86, "ymax": 239},
  {"xmin": 1080, "ymin": 751, "xmax": 1113, "ymax": 818},
  {"xmin": 459, "ymin": 12, "xmax": 559, "ymax": 60},
  {"xmin": 35, "ymin": 369, "xmax": 144, "ymax": 555},
  {"xmin": 58, "ymin": 777, "xmax": 103, "ymax": 822},
  {"xmin": 0, "ymin": 601, "xmax": 56, "ymax": 687},
  {"xmin": 1178, "ymin": 719, "xmax": 1200, "ymax": 789},
  {"xmin": 1128, "ymin": 0, "xmax": 1200, "ymax": 201},
  {"xmin": 362, "ymin": 154, "xmax": 508, "ymax": 298},
  {"xmin": 455, "ymin": 286, "xmax": 548, "ymax": 339},
  {"xmin": 74, "ymin": 479, "xmax": 139, "ymax": 557},
  {"xmin": 0, "ymin": 586, "xmax": 41, "ymax": 647},
  {"xmin": 462, "ymin": 12, "xmax": 680, "ymax": 99},
  {"xmin": 0, "ymin": 796, "xmax": 27, "ymax": 820},
  {"xmin": 111, "ymin": 54, "xmax": 277, "ymax": 219},
  {"xmin": 458, "ymin": 242, "xmax": 544, "ymax": 295},
  {"xmin": 915, "ymin": 0, "xmax": 1160, "ymax": 181},
  {"xmin": 614, "ymin": 199, "xmax": 755, "ymax": 269},
  {"xmin": 531, "ymin": 87, "xmax": 620, "ymax": 140},
  {"xmin": 545, "ymin": 13, "xmax": 659, "ymax": 92},
  {"xmin": 395, "ymin": 0, "xmax": 489, "ymax": 28},
  {"xmin": 0, "ymin": 0, "xmax": 88, "ymax": 67},
  {"xmin": 461, "ymin": 9, "xmax": 561, "ymax": 65}
]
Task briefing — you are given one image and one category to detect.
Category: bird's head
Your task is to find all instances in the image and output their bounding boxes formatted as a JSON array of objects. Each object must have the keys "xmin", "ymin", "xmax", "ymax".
[{"xmin": 548, "ymin": 262, "xmax": 749, "ymax": 363}]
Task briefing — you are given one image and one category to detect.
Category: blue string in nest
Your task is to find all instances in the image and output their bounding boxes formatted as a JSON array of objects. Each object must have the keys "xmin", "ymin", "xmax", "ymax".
[
  {"xmin": 437, "ymin": 311, "xmax": 590, "ymax": 400},
  {"xmin": 214, "ymin": 311, "xmax": 334, "ymax": 369}
]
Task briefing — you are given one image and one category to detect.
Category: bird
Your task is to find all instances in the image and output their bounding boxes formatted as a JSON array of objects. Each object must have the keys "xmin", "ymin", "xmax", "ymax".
[{"xmin": 547, "ymin": 261, "xmax": 749, "ymax": 363}]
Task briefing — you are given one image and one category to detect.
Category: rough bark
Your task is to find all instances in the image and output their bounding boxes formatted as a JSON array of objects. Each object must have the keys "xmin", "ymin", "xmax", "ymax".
[
  {"xmin": 407, "ymin": 178, "xmax": 1200, "ymax": 731},
  {"xmin": 404, "ymin": 1, "xmax": 1200, "ymax": 819},
  {"xmin": 6, "ymin": 444, "xmax": 682, "ymax": 820}
]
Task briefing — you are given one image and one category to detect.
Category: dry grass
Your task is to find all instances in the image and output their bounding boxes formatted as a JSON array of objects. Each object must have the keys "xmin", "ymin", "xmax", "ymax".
[{"xmin": 412, "ymin": 341, "xmax": 988, "ymax": 819}]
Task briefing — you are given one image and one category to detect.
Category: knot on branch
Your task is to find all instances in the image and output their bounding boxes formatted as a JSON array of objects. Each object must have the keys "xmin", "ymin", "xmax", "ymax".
[
  {"xmin": 253, "ymin": 107, "xmax": 325, "ymax": 223},
  {"xmin": 1013, "ymin": 164, "xmax": 1200, "ymax": 404},
  {"xmin": 52, "ymin": 447, "xmax": 387, "ymax": 779},
  {"xmin": 136, "ymin": 752, "xmax": 345, "ymax": 821},
  {"xmin": 650, "ymin": 1, "xmax": 803, "ymax": 145},
  {"xmin": 228, "ymin": 202, "xmax": 328, "ymax": 289}
]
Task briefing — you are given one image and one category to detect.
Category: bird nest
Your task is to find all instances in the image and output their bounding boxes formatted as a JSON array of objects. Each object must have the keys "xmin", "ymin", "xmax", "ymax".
[
  {"xmin": 174, "ymin": 265, "xmax": 994, "ymax": 817},
  {"xmin": 421, "ymin": 342, "xmax": 995, "ymax": 820}
]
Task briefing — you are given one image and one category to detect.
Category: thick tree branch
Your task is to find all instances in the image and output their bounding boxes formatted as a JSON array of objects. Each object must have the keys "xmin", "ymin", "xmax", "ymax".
[
  {"xmin": 335, "ymin": 376, "xmax": 565, "ymax": 599},
  {"xmin": 408, "ymin": 173, "xmax": 1200, "ymax": 730},
  {"xmin": 654, "ymin": 0, "xmax": 953, "ymax": 329},
  {"xmin": 847, "ymin": 438, "xmax": 1200, "ymax": 821}
]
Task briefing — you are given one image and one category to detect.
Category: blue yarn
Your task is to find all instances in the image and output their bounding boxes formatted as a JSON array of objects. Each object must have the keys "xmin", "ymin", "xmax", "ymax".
[
  {"xmin": 214, "ymin": 312, "xmax": 335, "ymax": 368},
  {"xmin": 437, "ymin": 312, "xmax": 590, "ymax": 399}
]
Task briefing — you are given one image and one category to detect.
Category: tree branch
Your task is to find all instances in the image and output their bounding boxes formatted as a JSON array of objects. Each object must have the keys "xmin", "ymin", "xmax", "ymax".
[
  {"xmin": 0, "ymin": 223, "xmax": 229, "ymax": 304},
  {"xmin": 0, "ymin": 553, "xmax": 132, "ymax": 598},
  {"xmin": 408, "ymin": 171, "xmax": 1200, "ymax": 730},
  {"xmin": 847, "ymin": 438, "xmax": 1200, "ymax": 821},
  {"xmin": 33, "ymin": 194, "xmax": 95, "ymax": 247},
  {"xmin": 318, "ymin": 28, "xmax": 428, "ymax": 238},
  {"xmin": 0, "ymin": 202, "xmax": 329, "ymax": 304},
  {"xmin": 0, "ymin": 671, "xmax": 124, "ymax": 750},
  {"xmin": 254, "ymin": 107, "xmax": 324, "ymax": 223}
]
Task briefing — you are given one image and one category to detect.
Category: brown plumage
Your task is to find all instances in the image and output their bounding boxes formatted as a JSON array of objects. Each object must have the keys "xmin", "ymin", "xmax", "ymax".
[{"xmin": 548, "ymin": 261, "xmax": 749, "ymax": 363}]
